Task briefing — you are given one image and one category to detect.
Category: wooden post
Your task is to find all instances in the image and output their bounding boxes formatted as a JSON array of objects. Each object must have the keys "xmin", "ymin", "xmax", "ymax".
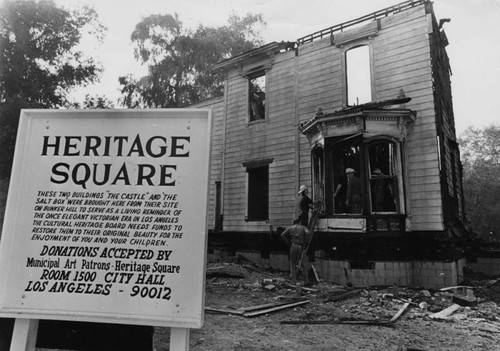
[
  {"xmin": 170, "ymin": 328, "xmax": 190, "ymax": 351},
  {"xmin": 10, "ymin": 319, "xmax": 38, "ymax": 351}
]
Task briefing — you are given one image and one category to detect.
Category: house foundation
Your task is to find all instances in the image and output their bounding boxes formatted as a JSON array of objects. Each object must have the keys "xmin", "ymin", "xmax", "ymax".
[{"xmin": 208, "ymin": 246, "xmax": 467, "ymax": 290}]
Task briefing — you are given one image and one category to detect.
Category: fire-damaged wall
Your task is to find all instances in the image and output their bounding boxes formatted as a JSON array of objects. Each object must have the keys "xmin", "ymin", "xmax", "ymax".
[{"xmin": 191, "ymin": 0, "xmax": 472, "ymax": 288}]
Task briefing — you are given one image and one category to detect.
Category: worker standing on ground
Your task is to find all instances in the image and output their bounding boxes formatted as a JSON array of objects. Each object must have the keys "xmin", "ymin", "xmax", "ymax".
[
  {"xmin": 281, "ymin": 218, "xmax": 312, "ymax": 285},
  {"xmin": 296, "ymin": 184, "xmax": 313, "ymax": 226}
]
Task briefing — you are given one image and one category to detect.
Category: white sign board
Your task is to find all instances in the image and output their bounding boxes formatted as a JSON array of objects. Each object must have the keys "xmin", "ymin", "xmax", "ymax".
[{"xmin": 0, "ymin": 109, "xmax": 211, "ymax": 328}]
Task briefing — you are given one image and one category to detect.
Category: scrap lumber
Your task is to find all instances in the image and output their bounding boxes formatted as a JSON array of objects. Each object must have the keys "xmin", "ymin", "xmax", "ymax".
[
  {"xmin": 390, "ymin": 301, "xmax": 411, "ymax": 323},
  {"xmin": 429, "ymin": 303, "xmax": 460, "ymax": 320},
  {"xmin": 452, "ymin": 294, "xmax": 478, "ymax": 307},
  {"xmin": 324, "ymin": 289, "xmax": 362, "ymax": 303},
  {"xmin": 204, "ymin": 307, "xmax": 245, "ymax": 315},
  {"xmin": 238, "ymin": 299, "xmax": 307, "ymax": 313},
  {"xmin": 206, "ymin": 299, "xmax": 310, "ymax": 318},
  {"xmin": 283, "ymin": 283, "xmax": 318, "ymax": 292},
  {"xmin": 206, "ymin": 264, "xmax": 247, "ymax": 278},
  {"xmin": 311, "ymin": 264, "xmax": 321, "ymax": 282},
  {"xmin": 240, "ymin": 263, "xmax": 277, "ymax": 278},
  {"xmin": 280, "ymin": 320, "xmax": 394, "ymax": 327},
  {"xmin": 243, "ymin": 299, "xmax": 310, "ymax": 318},
  {"xmin": 439, "ymin": 286, "xmax": 473, "ymax": 292}
]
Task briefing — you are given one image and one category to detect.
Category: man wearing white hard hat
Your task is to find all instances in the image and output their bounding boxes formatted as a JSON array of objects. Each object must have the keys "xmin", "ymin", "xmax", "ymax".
[{"xmin": 296, "ymin": 184, "xmax": 313, "ymax": 226}]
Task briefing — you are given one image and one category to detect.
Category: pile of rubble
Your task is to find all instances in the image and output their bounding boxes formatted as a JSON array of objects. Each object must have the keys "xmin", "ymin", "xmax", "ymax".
[{"xmin": 204, "ymin": 258, "xmax": 500, "ymax": 327}]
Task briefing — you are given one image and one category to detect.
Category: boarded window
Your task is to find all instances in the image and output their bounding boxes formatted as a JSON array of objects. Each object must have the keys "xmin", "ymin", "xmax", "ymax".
[
  {"xmin": 248, "ymin": 74, "xmax": 266, "ymax": 121},
  {"xmin": 247, "ymin": 165, "xmax": 269, "ymax": 221},
  {"xmin": 346, "ymin": 45, "xmax": 371, "ymax": 106}
]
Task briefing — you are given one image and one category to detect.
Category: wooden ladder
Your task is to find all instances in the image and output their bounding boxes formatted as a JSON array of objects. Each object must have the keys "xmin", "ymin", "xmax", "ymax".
[{"xmin": 297, "ymin": 183, "xmax": 324, "ymax": 270}]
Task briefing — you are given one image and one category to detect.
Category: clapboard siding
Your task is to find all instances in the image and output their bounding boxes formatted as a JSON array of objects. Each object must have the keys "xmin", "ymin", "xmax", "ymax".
[
  {"xmin": 188, "ymin": 96, "xmax": 225, "ymax": 230},
  {"xmin": 372, "ymin": 6, "xmax": 441, "ymax": 232},
  {"xmin": 206, "ymin": 1, "xmax": 464, "ymax": 236},
  {"xmin": 378, "ymin": 5, "xmax": 427, "ymax": 30},
  {"xmin": 221, "ymin": 54, "xmax": 299, "ymax": 230}
]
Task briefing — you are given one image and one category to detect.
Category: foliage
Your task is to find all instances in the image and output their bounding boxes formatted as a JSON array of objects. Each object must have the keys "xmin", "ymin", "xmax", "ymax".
[
  {"xmin": 0, "ymin": 0, "xmax": 105, "ymax": 177},
  {"xmin": 70, "ymin": 94, "xmax": 115, "ymax": 109},
  {"xmin": 458, "ymin": 124, "xmax": 500, "ymax": 240},
  {"xmin": 119, "ymin": 13, "xmax": 265, "ymax": 108}
]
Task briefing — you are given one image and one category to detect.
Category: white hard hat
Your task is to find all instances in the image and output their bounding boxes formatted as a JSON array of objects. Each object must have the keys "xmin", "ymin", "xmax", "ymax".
[{"xmin": 298, "ymin": 185, "xmax": 308, "ymax": 194}]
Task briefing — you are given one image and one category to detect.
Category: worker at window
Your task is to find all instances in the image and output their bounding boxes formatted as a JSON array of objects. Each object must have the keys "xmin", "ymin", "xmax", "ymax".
[
  {"xmin": 371, "ymin": 168, "xmax": 395, "ymax": 212},
  {"xmin": 333, "ymin": 171, "xmax": 347, "ymax": 213},
  {"xmin": 249, "ymin": 85, "xmax": 265, "ymax": 120},
  {"xmin": 345, "ymin": 168, "xmax": 362, "ymax": 214},
  {"xmin": 296, "ymin": 184, "xmax": 313, "ymax": 226},
  {"xmin": 281, "ymin": 218, "xmax": 312, "ymax": 285}
]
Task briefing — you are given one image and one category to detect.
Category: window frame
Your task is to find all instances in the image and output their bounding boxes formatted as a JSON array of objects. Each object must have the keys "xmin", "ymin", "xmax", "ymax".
[
  {"xmin": 315, "ymin": 135, "xmax": 405, "ymax": 217},
  {"xmin": 243, "ymin": 159, "xmax": 272, "ymax": 222},
  {"xmin": 247, "ymin": 71, "xmax": 267, "ymax": 123},
  {"xmin": 364, "ymin": 137, "xmax": 403, "ymax": 214},
  {"xmin": 341, "ymin": 42, "xmax": 374, "ymax": 108}
]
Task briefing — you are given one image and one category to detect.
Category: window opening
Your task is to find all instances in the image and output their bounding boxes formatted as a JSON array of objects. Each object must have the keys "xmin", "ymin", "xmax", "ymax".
[
  {"xmin": 346, "ymin": 45, "xmax": 371, "ymax": 106},
  {"xmin": 247, "ymin": 165, "xmax": 269, "ymax": 221},
  {"xmin": 312, "ymin": 147, "xmax": 324, "ymax": 204},
  {"xmin": 328, "ymin": 136, "xmax": 362, "ymax": 215},
  {"xmin": 318, "ymin": 136, "xmax": 403, "ymax": 216},
  {"xmin": 249, "ymin": 74, "xmax": 266, "ymax": 121},
  {"xmin": 368, "ymin": 141, "xmax": 398, "ymax": 213}
]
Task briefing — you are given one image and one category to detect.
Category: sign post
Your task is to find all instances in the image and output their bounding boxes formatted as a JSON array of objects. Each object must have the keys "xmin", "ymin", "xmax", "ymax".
[{"xmin": 0, "ymin": 109, "xmax": 211, "ymax": 350}]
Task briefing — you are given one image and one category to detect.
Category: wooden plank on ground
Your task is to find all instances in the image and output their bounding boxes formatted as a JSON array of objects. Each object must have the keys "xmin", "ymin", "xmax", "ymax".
[
  {"xmin": 324, "ymin": 289, "xmax": 362, "ymax": 303},
  {"xmin": 311, "ymin": 264, "xmax": 321, "ymax": 282},
  {"xmin": 238, "ymin": 299, "xmax": 308, "ymax": 313},
  {"xmin": 280, "ymin": 320, "xmax": 394, "ymax": 327},
  {"xmin": 390, "ymin": 302, "xmax": 411, "ymax": 323},
  {"xmin": 429, "ymin": 304, "xmax": 460, "ymax": 320},
  {"xmin": 243, "ymin": 300, "xmax": 310, "ymax": 318},
  {"xmin": 205, "ymin": 307, "xmax": 245, "ymax": 315}
]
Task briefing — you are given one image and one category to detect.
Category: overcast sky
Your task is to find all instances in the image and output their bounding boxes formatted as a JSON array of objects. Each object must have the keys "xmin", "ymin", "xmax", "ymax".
[{"xmin": 64, "ymin": 0, "xmax": 500, "ymax": 135}]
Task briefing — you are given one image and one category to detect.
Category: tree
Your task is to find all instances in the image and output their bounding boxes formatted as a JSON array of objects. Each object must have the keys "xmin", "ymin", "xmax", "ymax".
[
  {"xmin": 119, "ymin": 13, "xmax": 265, "ymax": 108},
  {"xmin": 458, "ymin": 124, "xmax": 500, "ymax": 240},
  {"xmin": 0, "ymin": 0, "xmax": 106, "ymax": 177}
]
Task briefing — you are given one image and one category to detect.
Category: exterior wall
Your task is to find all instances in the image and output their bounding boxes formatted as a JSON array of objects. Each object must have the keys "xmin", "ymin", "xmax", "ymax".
[
  {"xmin": 204, "ymin": 1, "xmax": 465, "ymax": 263},
  {"xmin": 374, "ymin": 5, "xmax": 443, "ymax": 231},
  {"xmin": 190, "ymin": 96, "xmax": 225, "ymax": 230},
  {"xmin": 469, "ymin": 258, "xmax": 500, "ymax": 276}
]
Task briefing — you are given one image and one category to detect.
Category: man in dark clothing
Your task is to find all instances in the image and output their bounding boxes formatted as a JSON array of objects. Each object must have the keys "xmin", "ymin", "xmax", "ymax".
[
  {"xmin": 281, "ymin": 218, "xmax": 312, "ymax": 284},
  {"xmin": 296, "ymin": 184, "xmax": 313, "ymax": 226},
  {"xmin": 345, "ymin": 168, "xmax": 362, "ymax": 214}
]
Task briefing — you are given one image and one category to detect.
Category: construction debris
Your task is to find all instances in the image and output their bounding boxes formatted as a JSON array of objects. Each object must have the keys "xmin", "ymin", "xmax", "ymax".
[
  {"xmin": 204, "ymin": 262, "xmax": 500, "ymax": 327},
  {"xmin": 390, "ymin": 301, "xmax": 411, "ymax": 322},
  {"xmin": 205, "ymin": 299, "xmax": 310, "ymax": 318},
  {"xmin": 323, "ymin": 289, "xmax": 362, "ymax": 303},
  {"xmin": 280, "ymin": 319, "xmax": 394, "ymax": 327},
  {"xmin": 452, "ymin": 294, "xmax": 478, "ymax": 307},
  {"xmin": 429, "ymin": 304, "xmax": 461, "ymax": 320}
]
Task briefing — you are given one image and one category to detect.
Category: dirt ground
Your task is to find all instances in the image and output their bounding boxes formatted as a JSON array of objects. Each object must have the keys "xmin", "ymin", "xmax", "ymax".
[{"xmin": 151, "ymin": 261, "xmax": 500, "ymax": 351}]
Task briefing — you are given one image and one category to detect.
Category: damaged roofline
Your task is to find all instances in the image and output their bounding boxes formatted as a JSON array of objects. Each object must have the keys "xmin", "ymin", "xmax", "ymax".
[
  {"xmin": 296, "ymin": 0, "xmax": 430, "ymax": 45},
  {"xmin": 212, "ymin": 41, "xmax": 295, "ymax": 74}
]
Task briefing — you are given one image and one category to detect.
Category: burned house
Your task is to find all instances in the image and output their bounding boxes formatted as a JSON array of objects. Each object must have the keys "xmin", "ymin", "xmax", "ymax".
[{"xmin": 194, "ymin": 0, "xmax": 469, "ymax": 289}]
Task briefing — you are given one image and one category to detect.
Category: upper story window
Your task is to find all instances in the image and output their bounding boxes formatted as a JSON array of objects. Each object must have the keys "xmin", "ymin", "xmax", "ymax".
[
  {"xmin": 248, "ymin": 73, "xmax": 266, "ymax": 122},
  {"xmin": 345, "ymin": 45, "xmax": 372, "ymax": 106}
]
